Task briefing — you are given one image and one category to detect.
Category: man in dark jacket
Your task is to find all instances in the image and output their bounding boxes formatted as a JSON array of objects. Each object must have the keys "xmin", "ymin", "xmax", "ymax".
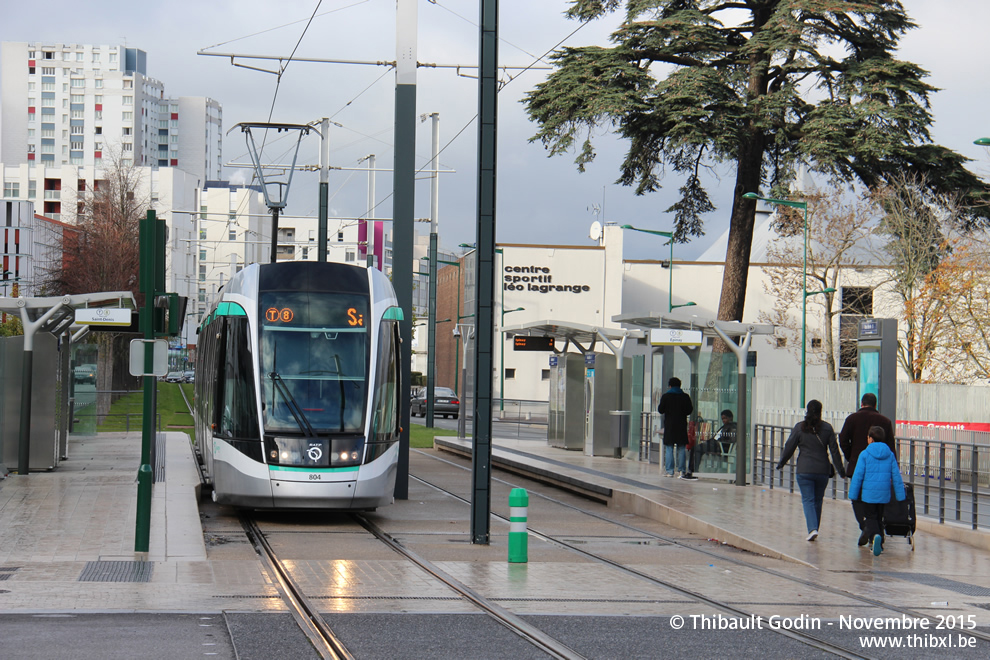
[
  {"xmin": 839, "ymin": 392, "xmax": 896, "ymax": 544},
  {"xmin": 658, "ymin": 377, "xmax": 693, "ymax": 478}
]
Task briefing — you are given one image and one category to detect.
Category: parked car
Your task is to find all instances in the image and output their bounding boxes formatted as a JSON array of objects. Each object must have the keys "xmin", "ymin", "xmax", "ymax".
[
  {"xmin": 73, "ymin": 364, "xmax": 97, "ymax": 385},
  {"xmin": 411, "ymin": 386, "xmax": 460, "ymax": 419},
  {"xmin": 165, "ymin": 371, "xmax": 184, "ymax": 383},
  {"xmin": 182, "ymin": 370, "xmax": 195, "ymax": 383}
]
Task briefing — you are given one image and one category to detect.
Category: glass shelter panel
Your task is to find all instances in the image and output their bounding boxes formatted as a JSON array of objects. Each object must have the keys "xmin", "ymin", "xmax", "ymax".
[{"xmin": 650, "ymin": 347, "xmax": 753, "ymax": 475}]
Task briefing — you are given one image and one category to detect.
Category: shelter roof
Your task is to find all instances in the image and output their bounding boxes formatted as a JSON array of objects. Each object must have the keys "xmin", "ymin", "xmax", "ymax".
[
  {"xmin": 502, "ymin": 319, "xmax": 643, "ymax": 347},
  {"xmin": 612, "ymin": 311, "xmax": 775, "ymax": 337}
]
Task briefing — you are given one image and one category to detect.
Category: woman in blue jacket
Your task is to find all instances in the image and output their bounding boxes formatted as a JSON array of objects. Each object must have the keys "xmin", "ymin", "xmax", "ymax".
[{"xmin": 849, "ymin": 426, "xmax": 906, "ymax": 556}]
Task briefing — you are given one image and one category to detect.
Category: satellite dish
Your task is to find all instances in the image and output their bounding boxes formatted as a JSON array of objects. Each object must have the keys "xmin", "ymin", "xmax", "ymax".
[{"xmin": 589, "ymin": 221, "xmax": 602, "ymax": 241}]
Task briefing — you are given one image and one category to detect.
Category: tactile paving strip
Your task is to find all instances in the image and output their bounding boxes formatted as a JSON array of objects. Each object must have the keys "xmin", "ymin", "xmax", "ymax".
[
  {"xmin": 78, "ymin": 561, "xmax": 154, "ymax": 583},
  {"xmin": 878, "ymin": 571, "xmax": 990, "ymax": 597},
  {"xmin": 155, "ymin": 433, "xmax": 167, "ymax": 482}
]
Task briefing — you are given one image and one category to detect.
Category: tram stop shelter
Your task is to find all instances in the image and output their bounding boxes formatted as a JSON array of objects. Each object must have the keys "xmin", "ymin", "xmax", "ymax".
[
  {"xmin": 0, "ymin": 291, "xmax": 137, "ymax": 477},
  {"xmin": 504, "ymin": 313, "xmax": 774, "ymax": 486}
]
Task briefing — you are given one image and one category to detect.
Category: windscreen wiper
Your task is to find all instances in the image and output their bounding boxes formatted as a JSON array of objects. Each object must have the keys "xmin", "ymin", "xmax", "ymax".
[
  {"xmin": 333, "ymin": 354, "xmax": 345, "ymax": 433},
  {"xmin": 269, "ymin": 370, "xmax": 316, "ymax": 438}
]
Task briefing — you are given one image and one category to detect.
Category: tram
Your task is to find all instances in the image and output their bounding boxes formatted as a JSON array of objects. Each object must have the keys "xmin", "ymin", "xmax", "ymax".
[{"xmin": 193, "ymin": 261, "xmax": 402, "ymax": 510}]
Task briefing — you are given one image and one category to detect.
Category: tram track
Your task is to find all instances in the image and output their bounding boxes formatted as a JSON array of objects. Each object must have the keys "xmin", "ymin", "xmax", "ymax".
[
  {"xmin": 412, "ymin": 447, "xmax": 990, "ymax": 658},
  {"xmin": 241, "ymin": 514, "xmax": 355, "ymax": 660}
]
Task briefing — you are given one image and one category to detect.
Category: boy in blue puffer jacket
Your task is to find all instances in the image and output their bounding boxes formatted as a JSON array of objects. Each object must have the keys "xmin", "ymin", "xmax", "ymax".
[{"xmin": 849, "ymin": 426, "xmax": 906, "ymax": 556}]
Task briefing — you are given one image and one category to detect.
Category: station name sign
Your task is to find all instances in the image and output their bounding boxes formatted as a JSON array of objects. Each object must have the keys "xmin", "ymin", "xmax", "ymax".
[
  {"xmin": 75, "ymin": 308, "xmax": 132, "ymax": 326},
  {"xmin": 650, "ymin": 328, "xmax": 703, "ymax": 347},
  {"xmin": 514, "ymin": 336, "xmax": 555, "ymax": 352}
]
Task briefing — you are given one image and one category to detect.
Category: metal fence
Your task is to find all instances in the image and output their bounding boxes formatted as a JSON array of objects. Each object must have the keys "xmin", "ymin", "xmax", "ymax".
[
  {"xmin": 71, "ymin": 412, "xmax": 162, "ymax": 433},
  {"xmin": 754, "ymin": 424, "xmax": 989, "ymax": 531}
]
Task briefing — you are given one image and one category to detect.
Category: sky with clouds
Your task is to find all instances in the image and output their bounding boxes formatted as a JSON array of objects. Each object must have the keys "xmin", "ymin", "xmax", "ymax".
[{"xmin": 3, "ymin": 0, "xmax": 990, "ymax": 261}]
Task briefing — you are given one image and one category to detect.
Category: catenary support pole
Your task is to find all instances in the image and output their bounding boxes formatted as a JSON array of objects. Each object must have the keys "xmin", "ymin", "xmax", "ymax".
[
  {"xmin": 392, "ymin": 0, "xmax": 417, "ymax": 500},
  {"xmin": 471, "ymin": 0, "xmax": 498, "ymax": 545},
  {"xmin": 426, "ymin": 114, "xmax": 440, "ymax": 427}
]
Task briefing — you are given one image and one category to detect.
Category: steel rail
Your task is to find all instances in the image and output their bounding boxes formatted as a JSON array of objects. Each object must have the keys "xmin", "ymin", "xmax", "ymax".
[
  {"xmin": 352, "ymin": 513, "xmax": 586, "ymax": 660},
  {"xmin": 241, "ymin": 515, "xmax": 354, "ymax": 660},
  {"xmin": 411, "ymin": 456, "xmax": 892, "ymax": 660}
]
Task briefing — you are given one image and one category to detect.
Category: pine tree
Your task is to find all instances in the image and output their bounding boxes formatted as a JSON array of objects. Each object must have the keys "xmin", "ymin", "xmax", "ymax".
[{"xmin": 525, "ymin": 0, "xmax": 989, "ymax": 323}]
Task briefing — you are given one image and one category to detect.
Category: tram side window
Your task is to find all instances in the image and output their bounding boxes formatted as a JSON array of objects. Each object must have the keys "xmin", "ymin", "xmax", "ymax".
[
  {"xmin": 367, "ymin": 320, "xmax": 400, "ymax": 460},
  {"xmin": 217, "ymin": 317, "xmax": 259, "ymax": 439}
]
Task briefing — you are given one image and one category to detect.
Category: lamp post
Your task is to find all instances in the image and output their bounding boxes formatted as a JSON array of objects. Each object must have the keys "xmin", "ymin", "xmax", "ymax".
[
  {"xmin": 975, "ymin": 138, "xmax": 990, "ymax": 146},
  {"xmin": 460, "ymin": 244, "xmax": 518, "ymax": 411},
  {"xmin": 620, "ymin": 225, "xmax": 696, "ymax": 312},
  {"xmin": 422, "ymin": 255, "xmax": 462, "ymax": 408},
  {"xmin": 499, "ymin": 306, "xmax": 525, "ymax": 413},
  {"xmin": 742, "ymin": 193, "xmax": 834, "ymax": 406},
  {"xmin": 453, "ymin": 322, "xmax": 474, "ymax": 438}
]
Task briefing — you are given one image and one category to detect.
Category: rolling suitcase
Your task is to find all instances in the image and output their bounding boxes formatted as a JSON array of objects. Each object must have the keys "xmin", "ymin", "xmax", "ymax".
[{"xmin": 883, "ymin": 483, "xmax": 916, "ymax": 551}]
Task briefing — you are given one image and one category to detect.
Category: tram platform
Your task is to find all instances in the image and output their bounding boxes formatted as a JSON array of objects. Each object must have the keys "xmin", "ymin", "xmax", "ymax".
[
  {"xmin": 434, "ymin": 435, "xmax": 990, "ymax": 565},
  {"xmin": 1, "ymin": 429, "xmax": 988, "ymax": 619}
]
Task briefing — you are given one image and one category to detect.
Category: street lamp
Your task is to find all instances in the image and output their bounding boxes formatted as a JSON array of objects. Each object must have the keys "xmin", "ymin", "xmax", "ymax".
[
  {"xmin": 499, "ymin": 306, "xmax": 525, "ymax": 413},
  {"xmin": 620, "ymin": 225, "xmax": 697, "ymax": 312},
  {"xmin": 453, "ymin": 322, "xmax": 474, "ymax": 439},
  {"xmin": 422, "ymin": 255, "xmax": 463, "ymax": 419},
  {"xmin": 975, "ymin": 138, "xmax": 990, "ymax": 146},
  {"xmin": 742, "ymin": 192, "xmax": 834, "ymax": 406}
]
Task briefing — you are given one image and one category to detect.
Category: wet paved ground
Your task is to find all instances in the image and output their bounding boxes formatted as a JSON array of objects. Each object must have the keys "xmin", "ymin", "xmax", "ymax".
[{"xmin": 1, "ymin": 431, "xmax": 989, "ymax": 658}]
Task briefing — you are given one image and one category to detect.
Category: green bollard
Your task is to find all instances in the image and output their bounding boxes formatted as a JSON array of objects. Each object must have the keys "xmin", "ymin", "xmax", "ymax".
[{"xmin": 508, "ymin": 488, "xmax": 528, "ymax": 563}]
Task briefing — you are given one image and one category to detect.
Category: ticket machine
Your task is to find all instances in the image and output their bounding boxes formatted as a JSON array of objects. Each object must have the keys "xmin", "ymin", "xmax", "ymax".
[{"xmin": 857, "ymin": 318, "xmax": 897, "ymax": 419}]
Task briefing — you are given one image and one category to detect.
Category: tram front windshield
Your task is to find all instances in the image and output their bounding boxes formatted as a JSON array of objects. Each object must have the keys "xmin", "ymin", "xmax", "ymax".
[{"xmin": 259, "ymin": 292, "xmax": 369, "ymax": 435}]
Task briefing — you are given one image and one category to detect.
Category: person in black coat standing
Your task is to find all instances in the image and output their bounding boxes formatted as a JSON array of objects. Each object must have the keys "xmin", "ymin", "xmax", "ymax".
[
  {"xmin": 776, "ymin": 399, "xmax": 846, "ymax": 542},
  {"xmin": 658, "ymin": 377, "xmax": 693, "ymax": 478},
  {"xmin": 838, "ymin": 392, "xmax": 896, "ymax": 545}
]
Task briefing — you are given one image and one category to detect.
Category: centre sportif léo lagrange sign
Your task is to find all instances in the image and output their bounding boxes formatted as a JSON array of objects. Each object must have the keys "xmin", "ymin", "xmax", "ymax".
[{"xmin": 503, "ymin": 265, "xmax": 591, "ymax": 294}]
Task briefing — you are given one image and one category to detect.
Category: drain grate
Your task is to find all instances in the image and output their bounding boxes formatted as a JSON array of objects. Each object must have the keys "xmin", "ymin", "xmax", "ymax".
[
  {"xmin": 878, "ymin": 572, "xmax": 990, "ymax": 597},
  {"xmin": 79, "ymin": 561, "xmax": 153, "ymax": 583},
  {"xmin": 0, "ymin": 574, "xmax": 11, "ymax": 581}
]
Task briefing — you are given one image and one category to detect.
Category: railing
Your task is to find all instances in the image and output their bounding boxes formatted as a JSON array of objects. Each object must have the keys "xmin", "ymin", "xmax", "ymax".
[
  {"xmin": 71, "ymin": 412, "xmax": 162, "ymax": 433},
  {"xmin": 445, "ymin": 399, "xmax": 549, "ymax": 440},
  {"xmin": 754, "ymin": 424, "xmax": 989, "ymax": 531}
]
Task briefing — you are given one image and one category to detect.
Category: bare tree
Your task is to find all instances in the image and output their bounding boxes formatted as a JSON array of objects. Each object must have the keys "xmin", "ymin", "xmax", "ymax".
[
  {"xmin": 56, "ymin": 149, "xmax": 150, "ymax": 413},
  {"xmin": 870, "ymin": 173, "xmax": 964, "ymax": 382},
  {"xmin": 759, "ymin": 188, "xmax": 877, "ymax": 380},
  {"xmin": 922, "ymin": 235, "xmax": 990, "ymax": 383}
]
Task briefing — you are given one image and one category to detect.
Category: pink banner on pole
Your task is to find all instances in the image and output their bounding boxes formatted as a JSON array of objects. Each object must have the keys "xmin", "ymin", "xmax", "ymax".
[{"xmin": 373, "ymin": 221, "xmax": 384, "ymax": 270}]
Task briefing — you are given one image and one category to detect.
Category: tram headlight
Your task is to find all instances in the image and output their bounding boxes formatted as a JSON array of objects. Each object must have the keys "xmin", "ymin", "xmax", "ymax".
[{"xmin": 331, "ymin": 438, "xmax": 365, "ymax": 467}]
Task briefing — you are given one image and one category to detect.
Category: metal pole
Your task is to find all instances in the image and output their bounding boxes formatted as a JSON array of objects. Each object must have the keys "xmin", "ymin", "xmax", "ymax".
[
  {"xmin": 317, "ymin": 117, "xmax": 329, "ymax": 262},
  {"xmin": 136, "ymin": 210, "xmax": 158, "ymax": 553},
  {"xmin": 17, "ymin": 348, "xmax": 33, "ymax": 475},
  {"xmin": 426, "ymin": 232, "xmax": 437, "ymax": 427},
  {"xmin": 392, "ymin": 0, "xmax": 417, "ymax": 500},
  {"xmin": 801, "ymin": 204, "xmax": 808, "ymax": 407},
  {"xmin": 458, "ymin": 329, "xmax": 470, "ymax": 438},
  {"xmin": 499, "ymin": 250, "xmax": 504, "ymax": 413},
  {"xmin": 366, "ymin": 154, "xmax": 376, "ymax": 268},
  {"xmin": 269, "ymin": 207, "xmax": 279, "ymax": 264},
  {"xmin": 454, "ymin": 264, "xmax": 461, "ymax": 394},
  {"xmin": 471, "ymin": 0, "xmax": 498, "ymax": 545},
  {"xmin": 668, "ymin": 238, "xmax": 674, "ymax": 313},
  {"xmin": 426, "ymin": 114, "xmax": 439, "ymax": 427}
]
